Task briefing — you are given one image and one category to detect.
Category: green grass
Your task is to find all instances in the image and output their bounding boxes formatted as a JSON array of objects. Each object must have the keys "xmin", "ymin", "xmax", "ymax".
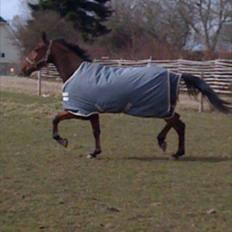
[{"xmin": 0, "ymin": 91, "xmax": 231, "ymax": 232}]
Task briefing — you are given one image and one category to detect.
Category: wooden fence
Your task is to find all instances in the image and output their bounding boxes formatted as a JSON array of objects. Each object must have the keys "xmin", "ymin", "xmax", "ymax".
[{"xmin": 41, "ymin": 59, "xmax": 232, "ymax": 95}]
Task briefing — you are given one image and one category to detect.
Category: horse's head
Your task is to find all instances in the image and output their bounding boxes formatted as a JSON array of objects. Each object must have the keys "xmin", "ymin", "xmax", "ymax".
[
  {"xmin": 22, "ymin": 33, "xmax": 91, "ymax": 81},
  {"xmin": 22, "ymin": 32, "xmax": 53, "ymax": 76}
]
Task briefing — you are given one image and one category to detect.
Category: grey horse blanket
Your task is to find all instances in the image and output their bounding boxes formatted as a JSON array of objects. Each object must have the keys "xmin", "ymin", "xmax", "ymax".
[{"xmin": 62, "ymin": 62, "xmax": 181, "ymax": 118}]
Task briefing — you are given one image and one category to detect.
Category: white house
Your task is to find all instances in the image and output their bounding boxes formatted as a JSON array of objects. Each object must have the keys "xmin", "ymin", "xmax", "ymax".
[{"xmin": 0, "ymin": 16, "xmax": 22, "ymax": 75}]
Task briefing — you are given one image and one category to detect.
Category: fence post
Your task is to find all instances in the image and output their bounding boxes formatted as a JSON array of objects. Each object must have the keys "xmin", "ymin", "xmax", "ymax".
[
  {"xmin": 199, "ymin": 73, "xmax": 204, "ymax": 112},
  {"xmin": 37, "ymin": 71, "xmax": 42, "ymax": 96},
  {"xmin": 148, "ymin": 56, "xmax": 152, "ymax": 66},
  {"xmin": 118, "ymin": 58, "xmax": 122, "ymax": 67}
]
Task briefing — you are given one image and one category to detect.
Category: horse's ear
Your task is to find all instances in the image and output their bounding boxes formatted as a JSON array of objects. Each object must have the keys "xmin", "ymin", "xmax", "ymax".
[{"xmin": 42, "ymin": 32, "xmax": 49, "ymax": 44}]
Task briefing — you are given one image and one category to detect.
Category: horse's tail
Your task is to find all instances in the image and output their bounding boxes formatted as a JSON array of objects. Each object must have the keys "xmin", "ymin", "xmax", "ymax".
[{"xmin": 181, "ymin": 74, "xmax": 231, "ymax": 114}]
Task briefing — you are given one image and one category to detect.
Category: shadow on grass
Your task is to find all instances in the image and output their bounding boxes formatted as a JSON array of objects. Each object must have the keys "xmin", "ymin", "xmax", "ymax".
[
  {"xmin": 178, "ymin": 156, "xmax": 232, "ymax": 163},
  {"xmin": 101, "ymin": 155, "xmax": 232, "ymax": 163}
]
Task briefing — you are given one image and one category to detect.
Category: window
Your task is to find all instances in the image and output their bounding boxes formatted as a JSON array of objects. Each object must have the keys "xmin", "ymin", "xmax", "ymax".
[{"xmin": 1, "ymin": 53, "xmax": 5, "ymax": 58}]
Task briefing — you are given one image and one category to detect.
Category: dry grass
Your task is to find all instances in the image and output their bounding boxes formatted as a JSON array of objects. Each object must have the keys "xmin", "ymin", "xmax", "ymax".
[{"xmin": 0, "ymin": 76, "xmax": 61, "ymax": 96}]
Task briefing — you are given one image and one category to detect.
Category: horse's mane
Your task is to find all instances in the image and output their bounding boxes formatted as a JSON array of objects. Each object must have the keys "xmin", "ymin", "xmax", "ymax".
[{"xmin": 55, "ymin": 39, "xmax": 92, "ymax": 62}]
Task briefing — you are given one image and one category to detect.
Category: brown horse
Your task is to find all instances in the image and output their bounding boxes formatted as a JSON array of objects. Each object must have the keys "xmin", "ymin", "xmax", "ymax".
[{"xmin": 22, "ymin": 33, "xmax": 231, "ymax": 159}]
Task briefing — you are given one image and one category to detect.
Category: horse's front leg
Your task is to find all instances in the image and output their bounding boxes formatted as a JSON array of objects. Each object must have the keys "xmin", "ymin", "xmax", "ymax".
[
  {"xmin": 52, "ymin": 111, "xmax": 75, "ymax": 147},
  {"xmin": 87, "ymin": 114, "xmax": 102, "ymax": 159}
]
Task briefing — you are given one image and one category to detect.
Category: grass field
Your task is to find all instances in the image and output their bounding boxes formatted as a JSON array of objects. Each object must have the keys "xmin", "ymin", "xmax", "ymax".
[{"xmin": 0, "ymin": 90, "xmax": 231, "ymax": 232}]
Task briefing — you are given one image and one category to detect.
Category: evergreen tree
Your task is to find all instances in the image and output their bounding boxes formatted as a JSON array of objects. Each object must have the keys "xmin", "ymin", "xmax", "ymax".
[{"xmin": 29, "ymin": 0, "xmax": 112, "ymax": 40}]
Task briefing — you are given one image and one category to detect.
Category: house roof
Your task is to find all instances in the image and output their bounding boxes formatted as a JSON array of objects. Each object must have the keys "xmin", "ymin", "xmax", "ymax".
[
  {"xmin": 0, "ymin": 16, "xmax": 22, "ymax": 48},
  {"xmin": 0, "ymin": 16, "xmax": 7, "ymax": 23}
]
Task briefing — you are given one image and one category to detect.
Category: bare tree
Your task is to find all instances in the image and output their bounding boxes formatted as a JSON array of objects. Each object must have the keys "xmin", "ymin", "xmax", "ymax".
[
  {"xmin": 178, "ymin": 0, "xmax": 232, "ymax": 52},
  {"xmin": 141, "ymin": 0, "xmax": 191, "ymax": 50},
  {"xmin": 106, "ymin": 0, "xmax": 191, "ymax": 51},
  {"xmin": 220, "ymin": 23, "xmax": 232, "ymax": 45}
]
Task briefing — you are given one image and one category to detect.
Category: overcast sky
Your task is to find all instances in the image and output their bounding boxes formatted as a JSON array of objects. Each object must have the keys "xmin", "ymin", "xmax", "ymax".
[{"xmin": 0, "ymin": 0, "xmax": 29, "ymax": 21}]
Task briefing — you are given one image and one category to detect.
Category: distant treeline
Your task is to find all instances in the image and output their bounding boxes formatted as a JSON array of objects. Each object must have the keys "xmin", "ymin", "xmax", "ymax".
[{"xmin": 14, "ymin": 0, "xmax": 232, "ymax": 60}]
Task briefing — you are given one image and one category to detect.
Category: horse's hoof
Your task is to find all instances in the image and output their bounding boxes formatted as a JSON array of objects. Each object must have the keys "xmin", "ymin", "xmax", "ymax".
[
  {"xmin": 62, "ymin": 138, "xmax": 68, "ymax": 147},
  {"xmin": 58, "ymin": 138, "xmax": 68, "ymax": 148},
  {"xmin": 159, "ymin": 141, "xmax": 167, "ymax": 152},
  {"xmin": 87, "ymin": 154, "xmax": 96, "ymax": 159},
  {"xmin": 171, "ymin": 152, "xmax": 184, "ymax": 160},
  {"xmin": 87, "ymin": 150, "xmax": 101, "ymax": 159},
  {"xmin": 158, "ymin": 138, "xmax": 167, "ymax": 152},
  {"xmin": 171, "ymin": 154, "xmax": 180, "ymax": 160}
]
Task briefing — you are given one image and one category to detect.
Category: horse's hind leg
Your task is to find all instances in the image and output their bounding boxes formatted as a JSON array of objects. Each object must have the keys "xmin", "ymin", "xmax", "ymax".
[
  {"xmin": 157, "ymin": 113, "xmax": 180, "ymax": 152},
  {"xmin": 171, "ymin": 116, "xmax": 185, "ymax": 159},
  {"xmin": 157, "ymin": 112, "xmax": 185, "ymax": 159}
]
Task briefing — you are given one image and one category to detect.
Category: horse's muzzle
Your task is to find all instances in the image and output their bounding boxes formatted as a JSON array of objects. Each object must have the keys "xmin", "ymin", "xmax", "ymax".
[{"xmin": 21, "ymin": 66, "xmax": 35, "ymax": 76}]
